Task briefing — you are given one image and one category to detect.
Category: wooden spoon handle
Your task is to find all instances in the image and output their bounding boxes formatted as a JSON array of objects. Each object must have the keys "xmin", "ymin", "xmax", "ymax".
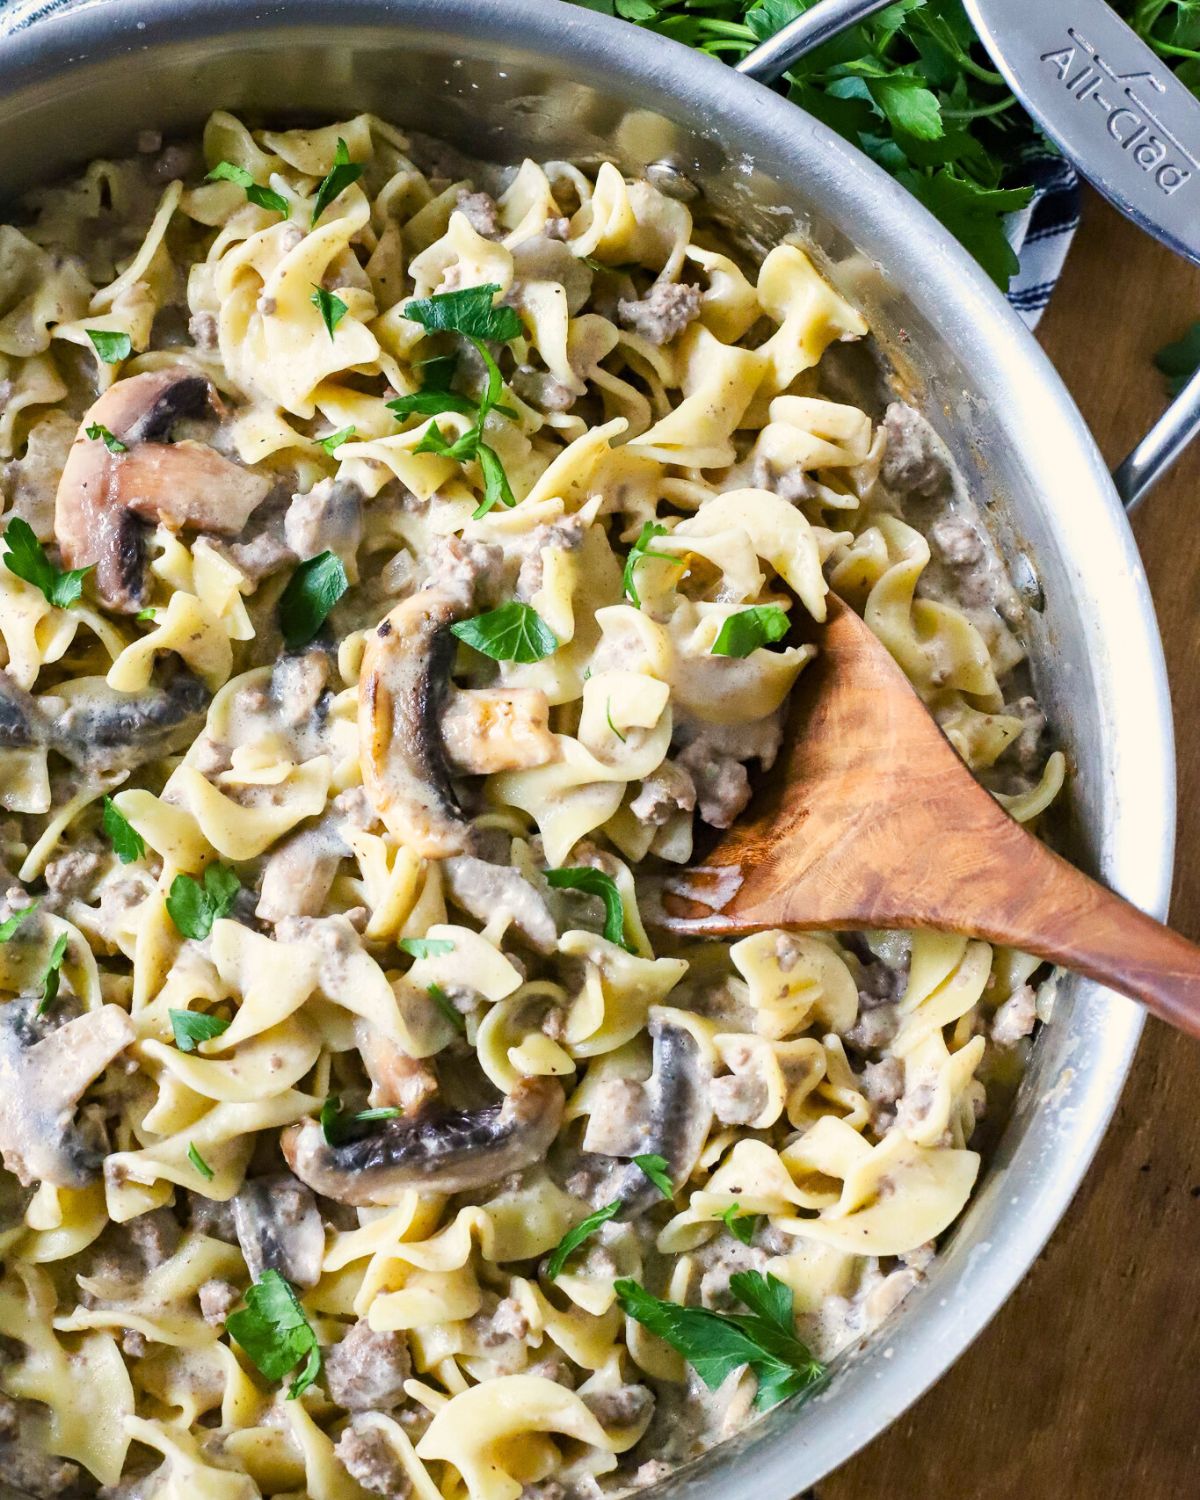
[{"xmin": 964, "ymin": 834, "xmax": 1197, "ymax": 1037}]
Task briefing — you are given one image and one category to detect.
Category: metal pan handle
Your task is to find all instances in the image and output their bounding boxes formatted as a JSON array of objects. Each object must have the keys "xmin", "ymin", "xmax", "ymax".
[{"xmin": 735, "ymin": 0, "xmax": 1200, "ymax": 510}]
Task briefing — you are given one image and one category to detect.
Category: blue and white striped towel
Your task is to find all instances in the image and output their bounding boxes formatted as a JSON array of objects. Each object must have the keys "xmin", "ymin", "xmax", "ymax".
[{"xmin": 1005, "ymin": 151, "xmax": 1081, "ymax": 328}]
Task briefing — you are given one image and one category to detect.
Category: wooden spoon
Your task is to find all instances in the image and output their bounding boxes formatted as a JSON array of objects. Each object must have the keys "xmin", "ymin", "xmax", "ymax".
[{"xmin": 658, "ymin": 595, "xmax": 1200, "ymax": 1037}]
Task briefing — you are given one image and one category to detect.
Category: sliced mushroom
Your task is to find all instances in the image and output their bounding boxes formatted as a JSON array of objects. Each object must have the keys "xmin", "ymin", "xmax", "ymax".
[
  {"xmin": 441, "ymin": 687, "xmax": 559, "ymax": 775},
  {"xmin": 0, "ymin": 998, "xmax": 134, "ymax": 1187},
  {"xmin": 281, "ymin": 1076, "xmax": 564, "ymax": 1206},
  {"xmin": 358, "ymin": 586, "xmax": 474, "ymax": 858},
  {"xmin": 55, "ymin": 369, "xmax": 272, "ymax": 611},
  {"xmin": 232, "ymin": 1172, "xmax": 325, "ymax": 1288},
  {"xmin": 255, "ymin": 820, "xmax": 348, "ymax": 923},
  {"xmin": 53, "ymin": 669, "xmax": 210, "ymax": 775},
  {"xmin": 607, "ymin": 1015, "xmax": 713, "ymax": 1219},
  {"xmin": 443, "ymin": 855, "xmax": 558, "ymax": 954},
  {"xmin": 0, "ymin": 671, "xmax": 50, "ymax": 751}
]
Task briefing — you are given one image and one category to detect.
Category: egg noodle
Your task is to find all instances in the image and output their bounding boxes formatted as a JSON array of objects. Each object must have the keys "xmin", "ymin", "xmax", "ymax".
[{"xmin": 0, "ymin": 113, "xmax": 1062, "ymax": 1499}]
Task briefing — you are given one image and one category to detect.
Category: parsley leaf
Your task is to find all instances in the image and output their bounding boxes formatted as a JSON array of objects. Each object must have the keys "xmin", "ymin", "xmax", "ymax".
[
  {"xmin": 545, "ymin": 867, "xmax": 633, "ymax": 952},
  {"xmin": 317, "ymin": 426, "xmax": 356, "ymax": 455},
  {"xmin": 1155, "ymin": 319, "xmax": 1200, "ymax": 396},
  {"xmin": 721, "ymin": 1203, "xmax": 760, "ymax": 1245},
  {"xmin": 622, "ymin": 521, "xmax": 677, "ymax": 608},
  {"xmin": 451, "ymin": 601, "xmax": 559, "ymax": 663},
  {"xmin": 633, "ymin": 1153, "xmax": 673, "ymax": 1197},
  {"xmin": 226, "ymin": 1268, "xmax": 322, "ymax": 1399},
  {"xmin": 319, "ymin": 1095, "xmax": 403, "ymax": 1145},
  {"xmin": 102, "ymin": 796, "xmax": 145, "ymax": 864},
  {"xmin": 85, "ymin": 422, "xmax": 127, "ymax": 454},
  {"xmin": 311, "ymin": 286, "xmax": 348, "ymax": 339},
  {"xmin": 206, "ymin": 160, "xmax": 289, "ymax": 217},
  {"xmin": 710, "ymin": 605, "xmax": 791, "ymax": 658},
  {"xmin": 165, "ymin": 864, "xmax": 241, "ymax": 941},
  {"xmin": 37, "ymin": 932, "xmax": 68, "ymax": 1014},
  {"xmin": 86, "ymin": 329, "xmax": 132, "ymax": 364},
  {"xmin": 404, "ymin": 283, "xmax": 522, "ymax": 344},
  {"xmin": 169, "ymin": 1008, "xmax": 231, "ymax": 1053},
  {"xmin": 279, "ymin": 551, "xmax": 349, "ymax": 649},
  {"xmin": 546, "ymin": 1200, "xmax": 621, "ymax": 1280},
  {"xmin": 188, "ymin": 1143, "xmax": 215, "ymax": 1181},
  {"xmin": 427, "ymin": 982, "xmax": 466, "ymax": 1032},
  {"xmin": 614, "ymin": 1271, "xmax": 825, "ymax": 1411},
  {"xmin": 398, "ymin": 937, "xmax": 456, "ymax": 959},
  {"xmin": 0, "ymin": 898, "xmax": 38, "ymax": 942},
  {"xmin": 2, "ymin": 517, "xmax": 91, "ymax": 609},
  {"xmin": 387, "ymin": 388, "xmax": 479, "ymax": 420},
  {"xmin": 311, "ymin": 137, "xmax": 365, "ymax": 226},
  {"xmin": 474, "ymin": 443, "xmax": 515, "ymax": 519}
]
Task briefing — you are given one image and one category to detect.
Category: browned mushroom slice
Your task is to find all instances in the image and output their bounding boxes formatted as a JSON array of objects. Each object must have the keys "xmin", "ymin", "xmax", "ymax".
[
  {"xmin": 440, "ymin": 687, "xmax": 559, "ymax": 774},
  {"xmin": 232, "ymin": 1173, "xmax": 325, "ymax": 1288},
  {"xmin": 55, "ymin": 369, "xmax": 272, "ymax": 612},
  {"xmin": 1, "ymin": 667, "xmax": 209, "ymax": 777},
  {"xmin": 0, "ymin": 998, "xmax": 134, "ymax": 1188},
  {"xmin": 53, "ymin": 669, "xmax": 210, "ymax": 775},
  {"xmin": 281, "ymin": 1077, "xmax": 564, "ymax": 1206},
  {"xmin": 606, "ymin": 1016, "xmax": 713, "ymax": 1219},
  {"xmin": 358, "ymin": 586, "xmax": 475, "ymax": 858}
]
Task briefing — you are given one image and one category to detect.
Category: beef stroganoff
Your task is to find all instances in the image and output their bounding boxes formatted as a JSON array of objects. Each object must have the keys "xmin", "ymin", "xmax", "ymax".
[{"xmin": 0, "ymin": 114, "xmax": 1063, "ymax": 1499}]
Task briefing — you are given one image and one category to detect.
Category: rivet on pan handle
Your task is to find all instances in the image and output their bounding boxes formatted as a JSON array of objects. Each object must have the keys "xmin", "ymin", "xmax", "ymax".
[{"xmin": 736, "ymin": 0, "xmax": 1200, "ymax": 509}]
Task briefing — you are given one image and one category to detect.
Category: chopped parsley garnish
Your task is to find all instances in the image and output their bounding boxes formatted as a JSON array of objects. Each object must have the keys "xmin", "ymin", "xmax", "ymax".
[
  {"xmin": 721, "ymin": 1203, "xmax": 760, "ymax": 1245},
  {"xmin": 710, "ymin": 605, "xmax": 790, "ymax": 658},
  {"xmin": 401, "ymin": 284, "xmax": 521, "ymax": 518},
  {"xmin": 2, "ymin": 517, "xmax": 92, "ymax": 608},
  {"xmin": 319, "ymin": 1095, "xmax": 402, "ymax": 1145},
  {"xmin": 85, "ymin": 422, "xmax": 127, "ymax": 454},
  {"xmin": 633, "ymin": 1153, "xmax": 673, "ymax": 1197},
  {"xmin": 206, "ymin": 160, "xmax": 289, "ymax": 218},
  {"xmin": 310, "ymin": 137, "xmax": 365, "ymax": 226},
  {"xmin": 316, "ymin": 426, "xmax": 356, "ymax": 455},
  {"xmin": 428, "ymin": 982, "xmax": 466, "ymax": 1032},
  {"xmin": 614, "ymin": 1271, "xmax": 825, "ymax": 1412},
  {"xmin": 450, "ymin": 601, "xmax": 559, "ymax": 664},
  {"xmin": 278, "ymin": 550, "xmax": 348, "ymax": 649},
  {"xmin": 398, "ymin": 937, "xmax": 456, "ymax": 959},
  {"xmin": 0, "ymin": 898, "xmax": 39, "ymax": 942},
  {"xmin": 37, "ymin": 932, "xmax": 68, "ymax": 1014},
  {"xmin": 1155, "ymin": 319, "xmax": 1200, "ymax": 396},
  {"xmin": 311, "ymin": 285, "xmax": 348, "ymax": 339},
  {"xmin": 404, "ymin": 283, "xmax": 522, "ymax": 343},
  {"xmin": 169, "ymin": 1008, "xmax": 231, "ymax": 1053},
  {"xmin": 226, "ymin": 1269, "xmax": 322, "ymax": 1400},
  {"xmin": 546, "ymin": 1200, "xmax": 620, "ymax": 1281},
  {"xmin": 187, "ymin": 1143, "xmax": 215, "ymax": 1181},
  {"xmin": 165, "ymin": 864, "xmax": 240, "ymax": 941},
  {"xmin": 387, "ymin": 388, "xmax": 479, "ymax": 420},
  {"xmin": 545, "ymin": 867, "xmax": 633, "ymax": 953},
  {"xmin": 102, "ymin": 796, "xmax": 145, "ymax": 864},
  {"xmin": 622, "ymin": 521, "xmax": 677, "ymax": 608},
  {"xmin": 85, "ymin": 329, "xmax": 132, "ymax": 364}
]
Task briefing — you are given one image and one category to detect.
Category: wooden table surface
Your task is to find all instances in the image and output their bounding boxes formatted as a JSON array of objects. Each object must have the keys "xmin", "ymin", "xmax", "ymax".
[{"xmin": 822, "ymin": 193, "xmax": 1200, "ymax": 1500}]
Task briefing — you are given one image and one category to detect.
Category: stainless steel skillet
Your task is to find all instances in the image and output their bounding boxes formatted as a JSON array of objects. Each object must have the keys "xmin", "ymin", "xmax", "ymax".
[{"xmin": 0, "ymin": 0, "xmax": 1179, "ymax": 1493}]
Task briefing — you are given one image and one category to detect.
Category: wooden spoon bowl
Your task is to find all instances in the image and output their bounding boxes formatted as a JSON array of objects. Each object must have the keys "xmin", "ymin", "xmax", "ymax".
[{"xmin": 659, "ymin": 596, "xmax": 1200, "ymax": 1037}]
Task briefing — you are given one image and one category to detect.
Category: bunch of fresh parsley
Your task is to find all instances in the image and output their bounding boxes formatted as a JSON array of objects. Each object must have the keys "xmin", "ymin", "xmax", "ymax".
[{"xmin": 569, "ymin": 0, "xmax": 1200, "ymax": 289}]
